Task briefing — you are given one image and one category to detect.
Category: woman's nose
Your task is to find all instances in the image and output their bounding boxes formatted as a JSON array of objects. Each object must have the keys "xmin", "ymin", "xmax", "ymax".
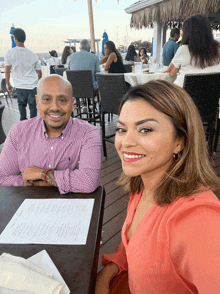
[{"xmin": 121, "ymin": 131, "xmax": 137, "ymax": 147}]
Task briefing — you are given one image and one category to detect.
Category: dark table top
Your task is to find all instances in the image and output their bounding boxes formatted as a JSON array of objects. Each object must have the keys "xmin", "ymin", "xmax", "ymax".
[{"xmin": 0, "ymin": 186, "xmax": 105, "ymax": 294}]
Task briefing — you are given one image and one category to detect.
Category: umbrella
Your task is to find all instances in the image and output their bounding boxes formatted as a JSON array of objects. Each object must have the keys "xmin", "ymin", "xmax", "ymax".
[
  {"xmin": 102, "ymin": 31, "xmax": 108, "ymax": 55},
  {"xmin": 10, "ymin": 24, "xmax": 16, "ymax": 48}
]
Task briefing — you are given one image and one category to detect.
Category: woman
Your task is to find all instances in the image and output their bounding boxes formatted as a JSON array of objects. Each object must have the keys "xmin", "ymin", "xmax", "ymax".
[
  {"xmin": 61, "ymin": 46, "xmax": 71, "ymax": 67},
  {"xmin": 95, "ymin": 80, "xmax": 220, "ymax": 294},
  {"xmin": 166, "ymin": 14, "xmax": 220, "ymax": 87},
  {"xmin": 139, "ymin": 47, "xmax": 149, "ymax": 64},
  {"xmin": 125, "ymin": 45, "xmax": 139, "ymax": 62},
  {"xmin": 48, "ymin": 50, "xmax": 61, "ymax": 74},
  {"xmin": 70, "ymin": 46, "xmax": 76, "ymax": 54},
  {"xmin": 100, "ymin": 41, "xmax": 126, "ymax": 73}
]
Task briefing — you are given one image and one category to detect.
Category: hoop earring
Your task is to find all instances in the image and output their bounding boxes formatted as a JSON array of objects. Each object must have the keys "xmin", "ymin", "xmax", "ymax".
[{"xmin": 173, "ymin": 153, "xmax": 181, "ymax": 161}]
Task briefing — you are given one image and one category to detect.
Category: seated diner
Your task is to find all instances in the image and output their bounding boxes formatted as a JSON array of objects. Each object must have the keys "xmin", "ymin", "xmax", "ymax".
[
  {"xmin": 166, "ymin": 14, "xmax": 220, "ymax": 87},
  {"xmin": 0, "ymin": 75, "xmax": 101, "ymax": 194},
  {"xmin": 100, "ymin": 41, "xmax": 126, "ymax": 73}
]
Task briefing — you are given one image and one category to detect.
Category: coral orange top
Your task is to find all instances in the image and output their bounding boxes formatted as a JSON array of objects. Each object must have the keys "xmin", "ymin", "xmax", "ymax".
[{"xmin": 102, "ymin": 190, "xmax": 220, "ymax": 293}]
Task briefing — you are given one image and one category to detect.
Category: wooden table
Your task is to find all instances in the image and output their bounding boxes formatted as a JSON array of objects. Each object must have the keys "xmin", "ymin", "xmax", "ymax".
[{"xmin": 0, "ymin": 186, "xmax": 105, "ymax": 294}]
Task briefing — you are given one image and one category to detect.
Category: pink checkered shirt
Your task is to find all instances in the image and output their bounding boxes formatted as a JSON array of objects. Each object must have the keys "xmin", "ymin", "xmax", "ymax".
[{"xmin": 0, "ymin": 116, "xmax": 101, "ymax": 194}]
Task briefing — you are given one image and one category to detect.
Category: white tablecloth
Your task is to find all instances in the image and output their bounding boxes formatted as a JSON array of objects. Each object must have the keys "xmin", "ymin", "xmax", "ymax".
[{"xmin": 124, "ymin": 72, "xmax": 176, "ymax": 87}]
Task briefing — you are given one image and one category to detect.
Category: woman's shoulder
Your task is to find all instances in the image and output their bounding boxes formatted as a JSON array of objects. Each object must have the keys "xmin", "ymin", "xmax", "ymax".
[
  {"xmin": 175, "ymin": 44, "xmax": 189, "ymax": 54},
  {"xmin": 167, "ymin": 190, "xmax": 220, "ymax": 222},
  {"xmin": 109, "ymin": 52, "xmax": 117, "ymax": 60}
]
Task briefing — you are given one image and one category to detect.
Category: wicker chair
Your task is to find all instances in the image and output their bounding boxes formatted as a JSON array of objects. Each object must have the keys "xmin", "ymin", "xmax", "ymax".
[
  {"xmin": 0, "ymin": 79, "xmax": 12, "ymax": 106},
  {"xmin": 96, "ymin": 73, "xmax": 127, "ymax": 157},
  {"xmin": 0, "ymin": 105, "xmax": 6, "ymax": 145},
  {"xmin": 183, "ymin": 73, "xmax": 220, "ymax": 155},
  {"xmin": 66, "ymin": 70, "xmax": 100, "ymax": 125},
  {"xmin": 55, "ymin": 68, "xmax": 67, "ymax": 76}
]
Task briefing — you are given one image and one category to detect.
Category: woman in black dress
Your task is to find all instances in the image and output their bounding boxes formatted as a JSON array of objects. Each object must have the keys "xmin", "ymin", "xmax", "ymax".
[{"xmin": 100, "ymin": 41, "xmax": 126, "ymax": 73}]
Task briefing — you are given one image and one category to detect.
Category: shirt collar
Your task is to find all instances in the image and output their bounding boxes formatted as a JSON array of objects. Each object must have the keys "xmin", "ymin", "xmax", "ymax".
[{"xmin": 41, "ymin": 117, "xmax": 73, "ymax": 139}]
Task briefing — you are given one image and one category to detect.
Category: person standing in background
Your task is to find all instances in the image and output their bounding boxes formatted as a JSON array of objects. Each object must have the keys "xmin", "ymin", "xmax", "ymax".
[
  {"xmin": 5, "ymin": 28, "xmax": 42, "ymax": 121},
  {"xmin": 162, "ymin": 28, "xmax": 180, "ymax": 66}
]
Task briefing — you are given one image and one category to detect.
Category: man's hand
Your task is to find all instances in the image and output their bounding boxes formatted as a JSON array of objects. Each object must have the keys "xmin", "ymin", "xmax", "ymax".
[
  {"xmin": 7, "ymin": 83, "xmax": 13, "ymax": 92},
  {"xmin": 31, "ymin": 180, "xmax": 53, "ymax": 187},
  {"xmin": 22, "ymin": 165, "xmax": 44, "ymax": 185}
]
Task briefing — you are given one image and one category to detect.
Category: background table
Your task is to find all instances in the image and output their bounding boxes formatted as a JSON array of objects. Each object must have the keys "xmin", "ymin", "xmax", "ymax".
[
  {"xmin": 124, "ymin": 72, "xmax": 176, "ymax": 87},
  {"xmin": 0, "ymin": 186, "xmax": 105, "ymax": 294}
]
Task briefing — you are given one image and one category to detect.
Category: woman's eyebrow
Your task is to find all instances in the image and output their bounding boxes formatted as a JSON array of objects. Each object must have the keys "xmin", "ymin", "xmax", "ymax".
[
  {"xmin": 117, "ymin": 118, "xmax": 161, "ymax": 126},
  {"xmin": 135, "ymin": 119, "xmax": 160, "ymax": 126}
]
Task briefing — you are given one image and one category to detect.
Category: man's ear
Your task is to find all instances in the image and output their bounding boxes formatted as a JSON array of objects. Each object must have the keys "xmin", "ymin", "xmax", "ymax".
[
  {"xmin": 72, "ymin": 97, "xmax": 75, "ymax": 112},
  {"xmin": 35, "ymin": 95, "xmax": 39, "ymax": 111}
]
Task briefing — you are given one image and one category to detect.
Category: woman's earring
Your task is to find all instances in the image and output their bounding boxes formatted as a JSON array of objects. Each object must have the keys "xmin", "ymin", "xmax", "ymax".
[{"xmin": 173, "ymin": 153, "xmax": 181, "ymax": 161}]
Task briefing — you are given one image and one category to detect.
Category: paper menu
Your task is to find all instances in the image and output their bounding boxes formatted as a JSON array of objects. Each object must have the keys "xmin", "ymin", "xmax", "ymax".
[
  {"xmin": 0, "ymin": 198, "xmax": 94, "ymax": 245},
  {"xmin": 0, "ymin": 250, "xmax": 70, "ymax": 294}
]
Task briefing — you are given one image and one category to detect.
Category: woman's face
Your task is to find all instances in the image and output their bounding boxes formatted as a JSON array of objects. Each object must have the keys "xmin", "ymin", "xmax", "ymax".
[
  {"xmin": 115, "ymin": 99, "xmax": 183, "ymax": 179},
  {"xmin": 70, "ymin": 48, "xmax": 74, "ymax": 54},
  {"xmin": 140, "ymin": 49, "xmax": 145, "ymax": 57},
  {"xmin": 104, "ymin": 44, "xmax": 111, "ymax": 56}
]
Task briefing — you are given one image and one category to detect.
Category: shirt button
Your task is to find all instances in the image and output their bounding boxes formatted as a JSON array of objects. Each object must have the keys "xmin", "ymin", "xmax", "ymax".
[
  {"xmin": 49, "ymin": 164, "xmax": 51, "ymax": 168},
  {"xmin": 61, "ymin": 137, "xmax": 64, "ymax": 139},
  {"xmin": 51, "ymin": 147, "xmax": 53, "ymax": 150}
]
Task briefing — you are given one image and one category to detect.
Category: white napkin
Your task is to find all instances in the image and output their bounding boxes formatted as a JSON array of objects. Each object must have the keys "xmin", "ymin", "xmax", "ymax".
[{"xmin": 0, "ymin": 253, "xmax": 64, "ymax": 294}]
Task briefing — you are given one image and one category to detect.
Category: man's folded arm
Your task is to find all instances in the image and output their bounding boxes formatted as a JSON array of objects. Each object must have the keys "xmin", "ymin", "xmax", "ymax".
[
  {"xmin": 54, "ymin": 128, "xmax": 102, "ymax": 194},
  {"xmin": 0, "ymin": 127, "xmax": 26, "ymax": 187}
]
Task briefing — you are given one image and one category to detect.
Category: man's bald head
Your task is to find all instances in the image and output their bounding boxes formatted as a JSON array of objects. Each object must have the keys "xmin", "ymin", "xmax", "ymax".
[
  {"xmin": 37, "ymin": 75, "xmax": 73, "ymax": 98},
  {"xmin": 35, "ymin": 74, "xmax": 74, "ymax": 137}
]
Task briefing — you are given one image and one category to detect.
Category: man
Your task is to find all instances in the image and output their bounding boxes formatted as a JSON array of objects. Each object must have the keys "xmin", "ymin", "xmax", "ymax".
[
  {"xmin": 0, "ymin": 75, "xmax": 101, "ymax": 194},
  {"xmin": 5, "ymin": 28, "xmax": 42, "ymax": 120},
  {"xmin": 162, "ymin": 28, "xmax": 180, "ymax": 66},
  {"xmin": 68, "ymin": 39, "xmax": 100, "ymax": 91}
]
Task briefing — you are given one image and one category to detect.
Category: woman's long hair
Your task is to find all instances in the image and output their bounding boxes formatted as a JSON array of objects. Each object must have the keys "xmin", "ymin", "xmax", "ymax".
[
  {"xmin": 61, "ymin": 46, "xmax": 71, "ymax": 65},
  {"xmin": 125, "ymin": 45, "xmax": 137, "ymax": 61},
  {"xmin": 181, "ymin": 14, "xmax": 220, "ymax": 68},
  {"xmin": 105, "ymin": 41, "xmax": 123, "ymax": 62},
  {"xmin": 117, "ymin": 80, "xmax": 220, "ymax": 206}
]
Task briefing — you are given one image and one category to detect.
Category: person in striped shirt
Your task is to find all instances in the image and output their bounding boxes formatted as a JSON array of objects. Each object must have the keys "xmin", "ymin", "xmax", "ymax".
[{"xmin": 0, "ymin": 75, "xmax": 102, "ymax": 194}]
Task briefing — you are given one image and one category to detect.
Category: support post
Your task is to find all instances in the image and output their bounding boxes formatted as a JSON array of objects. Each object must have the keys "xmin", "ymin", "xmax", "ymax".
[
  {"xmin": 87, "ymin": 0, "xmax": 96, "ymax": 53},
  {"xmin": 153, "ymin": 21, "xmax": 162, "ymax": 64}
]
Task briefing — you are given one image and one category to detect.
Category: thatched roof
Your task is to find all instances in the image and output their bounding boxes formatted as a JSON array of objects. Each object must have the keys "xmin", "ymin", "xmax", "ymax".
[{"xmin": 130, "ymin": 0, "xmax": 220, "ymax": 29}]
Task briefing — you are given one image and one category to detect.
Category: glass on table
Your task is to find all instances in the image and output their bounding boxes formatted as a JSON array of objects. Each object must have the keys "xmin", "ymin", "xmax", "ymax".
[{"xmin": 134, "ymin": 62, "xmax": 142, "ymax": 74}]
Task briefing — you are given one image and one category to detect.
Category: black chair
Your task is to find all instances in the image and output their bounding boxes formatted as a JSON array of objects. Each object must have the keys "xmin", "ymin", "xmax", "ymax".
[
  {"xmin": 96, "ymin": 73, "xmax": 127, "ymax": 157},
  {"xmin": 66, "ymin": 70, "xmax": 100, "ymax": 126},
  {"xmin": 123, "ymin": 63, "xmax": 133, "ymax": 73},
  {"xmin": 183, "ymin": 73, "xmax": 220, "ymax": 155},
  {"xmin": 49, "ymin": 65, "xmax": 56, "ymax": 74},
  {"xmin": 0, "ymin": 79, "xmax": 12, "ymax": 106},
  {"xmin": 0, "ymin": 105, "xmax": 6, "ymax": 145},
  {"xmin": 55, "ymin": 68, "xmax": 67, "ymax": 76}
]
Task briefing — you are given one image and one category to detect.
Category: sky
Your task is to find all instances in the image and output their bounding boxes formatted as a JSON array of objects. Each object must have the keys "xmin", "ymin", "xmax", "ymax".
[{"xmin": 0, "ymin": 0, "xmax": 154, "ymax": 55}]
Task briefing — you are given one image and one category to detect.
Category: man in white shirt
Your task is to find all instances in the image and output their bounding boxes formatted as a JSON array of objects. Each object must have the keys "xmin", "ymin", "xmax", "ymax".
[{"xmin": 5, "ymin": 28, "xmax": 42, "ymax": 120}]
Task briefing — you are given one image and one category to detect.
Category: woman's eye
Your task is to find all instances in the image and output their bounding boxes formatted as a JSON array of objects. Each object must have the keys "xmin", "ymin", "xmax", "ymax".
[
  {"xmin": 115, "ymin": 127, "xmax": 126, "ymax": 133},
  {"xmin": 139, "ymin": 127, "xmax": 153, "ymax": 134}
]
